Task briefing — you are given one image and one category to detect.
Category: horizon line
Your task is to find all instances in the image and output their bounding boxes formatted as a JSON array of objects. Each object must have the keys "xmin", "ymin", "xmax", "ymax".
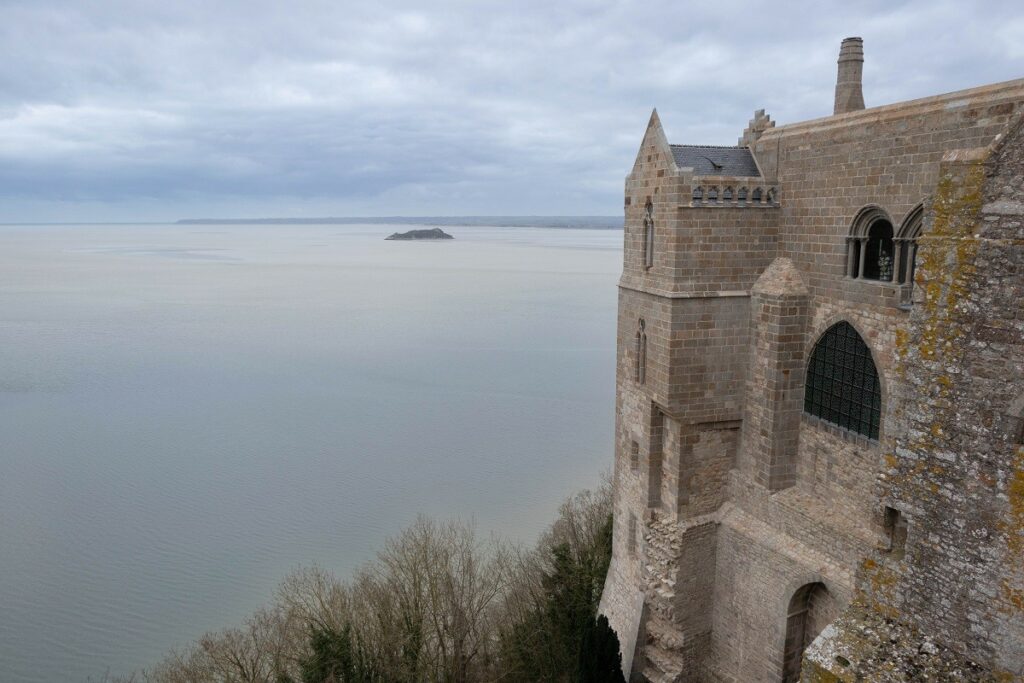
[{"xmin": 1, "ymin": 214, "xmax": 624, "ymax": 227}]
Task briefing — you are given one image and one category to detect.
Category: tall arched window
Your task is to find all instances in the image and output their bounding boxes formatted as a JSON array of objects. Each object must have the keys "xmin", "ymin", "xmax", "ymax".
[
  {"xmin": 642, "ymin": 201, "xmax": 654, "ymax": 269},
  {"xmin": 894, "ymin": 204, "xmax": 924, "ymax": 307},
  {"xmin": 863, "ymin": 220, "xmax": 894, "ymax": 280},
  {"xmin": 847, "ymin": 207, "xmax": 894, "ymax": 281},
  {"xmin": 804, "ymin": 322, "xmax": 881, "ymax": 440},
  {"xmin": 896, "ymin": 204, "xmax": 923, "ymax": 285},
  {"xmin": 634, "ymin": 319, "xmax": 647, "ymax": 384},
  {"xmin": 782, "ymin": 583, "xmax": 833, "ymax": 683}
]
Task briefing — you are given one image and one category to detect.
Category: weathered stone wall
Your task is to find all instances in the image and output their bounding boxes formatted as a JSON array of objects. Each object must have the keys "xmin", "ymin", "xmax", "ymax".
[
  {"xmin": 710, "ymin": 505, "xmax": 852, "ymax": 682},
  {"xmin": 755, "ymin": 79, "xmax": 1024, "ymax": 305},
  {"xmin": 601, "ymin": 65, "xmax": 1024, "ymax": 683},
  {"xmin": 806, "ymin": 117, "xmax": 1024, "ymax": 681}
]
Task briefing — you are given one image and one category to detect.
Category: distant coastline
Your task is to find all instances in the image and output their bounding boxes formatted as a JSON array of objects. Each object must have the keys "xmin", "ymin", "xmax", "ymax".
[{"xmin": 175, "ymin": 215, "xmax": 623, "ymax": 229}]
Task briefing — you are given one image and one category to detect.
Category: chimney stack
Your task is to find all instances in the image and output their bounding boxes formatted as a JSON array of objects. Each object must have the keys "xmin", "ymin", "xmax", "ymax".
[{"xmin": 833, "ymin": 37, "xmax": 865, "ymax": 115}]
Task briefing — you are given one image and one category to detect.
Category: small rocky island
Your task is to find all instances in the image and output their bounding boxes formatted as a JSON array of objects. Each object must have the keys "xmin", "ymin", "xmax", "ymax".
[{"xmin": 385, "ymin": 227, "xmax": 454, "ymax": 240}]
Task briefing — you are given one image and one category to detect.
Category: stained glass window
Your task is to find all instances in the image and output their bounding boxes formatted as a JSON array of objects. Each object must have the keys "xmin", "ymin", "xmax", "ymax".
[{"xmin": 804, "ymin": 322, "xmax": 880, "ymax": 439}]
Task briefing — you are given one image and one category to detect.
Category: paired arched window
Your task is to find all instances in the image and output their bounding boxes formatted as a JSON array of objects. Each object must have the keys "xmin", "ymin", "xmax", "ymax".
[
  {"xmin": 634, "ymin": 319, "xmax": 647, "ymax": 384},
  {"xmin": 642, "ymin": 201, "xmax": 654, "ymax": 269},
  {"xmin": 848, "ymin": 204, "xmax": 924, "ymax": 290},
  {"xmin": 804, "ymin": 322, "xmax": 881, "ymax": 440},
  {"xmin": 847, "ymin": 207, "xmax": 894, "ymax": 281}
]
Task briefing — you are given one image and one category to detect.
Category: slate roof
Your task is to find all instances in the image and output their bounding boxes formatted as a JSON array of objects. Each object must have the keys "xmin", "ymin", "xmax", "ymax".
[{"xmin": 670, "ymin": 145, "xmax": 761, "ymax": 177}]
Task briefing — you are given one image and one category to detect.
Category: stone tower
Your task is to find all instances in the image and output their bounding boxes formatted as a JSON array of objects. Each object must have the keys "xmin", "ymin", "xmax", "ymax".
[{"xmin": 599, "ymin": 38, "xmax": 1024, "ymax": 682}]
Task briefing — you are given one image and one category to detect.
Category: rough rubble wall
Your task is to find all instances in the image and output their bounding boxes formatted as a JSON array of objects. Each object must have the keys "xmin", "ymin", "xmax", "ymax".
[
  {"xmin": 638, "ymin": 517, "xmax": 718, "ymax": 681},
  {"xmin": 686, "ymin": 424, "xmax": 740, "ymax": 518},
  {"xmin": 804, "ymin": 120, "xmax": 1024, "ymax": 680}
]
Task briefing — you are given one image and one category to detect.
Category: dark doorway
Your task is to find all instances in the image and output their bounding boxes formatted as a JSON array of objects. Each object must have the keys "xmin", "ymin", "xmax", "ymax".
[
  {"xmin": 782, "ymin": 582, "xmax": 832, "ymax": 682},
  {"xmin": 862, "ymin": 219, "xmax": 894, "ymax": 281}
]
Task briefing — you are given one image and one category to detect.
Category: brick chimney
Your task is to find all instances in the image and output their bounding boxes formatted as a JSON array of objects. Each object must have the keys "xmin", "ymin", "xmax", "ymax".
[{"xmin": 834, "ymin": 37, "xmax": 865, "ymax": 115}]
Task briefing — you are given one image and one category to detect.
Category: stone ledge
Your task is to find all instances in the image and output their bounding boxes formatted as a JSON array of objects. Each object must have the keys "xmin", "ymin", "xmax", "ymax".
[
  {"xmin": 617, "ymin": 281, "xmax": 752, "ymax": 299},
  {"xmin": 803, "ymin": 605, "xmax": 998, "ymax": 682},
  {"xmin": 801, "ymin": 413, "xmax": 880, "ymax": 449}
]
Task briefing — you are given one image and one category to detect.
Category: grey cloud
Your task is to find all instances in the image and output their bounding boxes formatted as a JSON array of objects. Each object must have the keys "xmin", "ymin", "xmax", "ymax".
[{"xmin": 0, "ymin": 0, "xmax": 1021, "ymax": 221}]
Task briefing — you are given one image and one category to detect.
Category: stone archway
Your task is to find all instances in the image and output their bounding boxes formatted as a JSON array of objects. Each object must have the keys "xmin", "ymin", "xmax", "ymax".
[{"xmin": 781, "ymin": 582, "xmax": 834, "ymax": 682}]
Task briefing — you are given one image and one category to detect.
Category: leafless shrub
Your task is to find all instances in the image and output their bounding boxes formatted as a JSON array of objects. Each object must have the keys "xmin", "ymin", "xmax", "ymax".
[{"xmin": 135, "ymin": 479, "xmax": 611, "ymax": 683}]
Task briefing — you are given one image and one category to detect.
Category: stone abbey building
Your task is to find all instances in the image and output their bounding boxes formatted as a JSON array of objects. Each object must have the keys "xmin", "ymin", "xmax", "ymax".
[{"xmin": 598, "ymin": 38, "xmax": 1024, "ymax": 682}]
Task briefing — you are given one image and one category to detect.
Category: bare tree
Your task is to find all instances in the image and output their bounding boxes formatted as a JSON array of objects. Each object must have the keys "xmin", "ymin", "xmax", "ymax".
[{"xmin": 134, "ymin": 478, "xmax": 612, "ymax": 683}]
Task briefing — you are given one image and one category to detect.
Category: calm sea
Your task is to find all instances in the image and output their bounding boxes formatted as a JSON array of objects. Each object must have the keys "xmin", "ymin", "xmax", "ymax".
[{"xmin": 0, "ymin": 221, "xmax": 622, "ymax": 682}]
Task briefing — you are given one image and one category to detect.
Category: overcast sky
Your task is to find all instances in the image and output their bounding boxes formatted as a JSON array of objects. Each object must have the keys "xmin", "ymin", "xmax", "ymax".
[{"xmin": 1, "ymin": 0, "xmax": 1022, "ymax": 222}]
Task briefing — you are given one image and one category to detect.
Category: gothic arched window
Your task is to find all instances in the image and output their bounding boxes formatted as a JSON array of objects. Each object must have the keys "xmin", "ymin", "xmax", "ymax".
[
  {"xmin": 891, "ymin": 204, "xmax": 925, "ymax": 307},
  {"xmin": 896, "ymin": 204, "xmax": 923, "ymax": 289},
  {"xmin": 804, "ymin": 322, "xmax": 881, "ymax": 439},
  {"xmin": 642, "ymin": 201, "xmax": 654, "ymax": 269},
  {"xmin": 634, "ymin": 319, "xmax": 647, "ymax": 384},
  {"xmin": 847, "ymin": 207, "xmax": 895, "ymax": 281}
]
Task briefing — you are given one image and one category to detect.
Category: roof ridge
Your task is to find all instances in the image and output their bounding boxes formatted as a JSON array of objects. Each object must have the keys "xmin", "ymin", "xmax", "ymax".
[{"xmin": 670, "ymin": 143, "xmax": 748, "ymax": 149}]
